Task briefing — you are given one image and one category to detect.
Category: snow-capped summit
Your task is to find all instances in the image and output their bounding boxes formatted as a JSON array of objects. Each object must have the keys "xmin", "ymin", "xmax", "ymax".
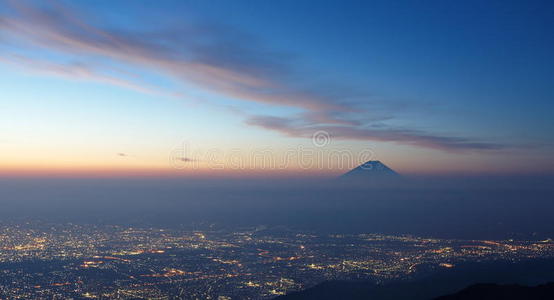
[{"xmin": 340, "ymin": 160, "xmax": 399, "ymax": 179}]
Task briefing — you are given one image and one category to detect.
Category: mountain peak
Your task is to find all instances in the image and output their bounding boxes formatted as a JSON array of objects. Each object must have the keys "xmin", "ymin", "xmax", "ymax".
[{"xmin": 340, "ymin": 160, "xmax": 399, "ymax": 179}]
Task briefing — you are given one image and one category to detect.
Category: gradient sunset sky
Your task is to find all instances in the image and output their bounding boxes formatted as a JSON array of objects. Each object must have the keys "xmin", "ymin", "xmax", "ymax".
[{"xmin": 1, "ymin": 0, "xmax": 553, "ymax": 177}]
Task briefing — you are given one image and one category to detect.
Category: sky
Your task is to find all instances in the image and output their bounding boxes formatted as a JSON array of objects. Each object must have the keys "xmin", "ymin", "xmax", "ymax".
[{"xmin": 0, "ymin": 0, "xmax": 553, "ymax": 177}]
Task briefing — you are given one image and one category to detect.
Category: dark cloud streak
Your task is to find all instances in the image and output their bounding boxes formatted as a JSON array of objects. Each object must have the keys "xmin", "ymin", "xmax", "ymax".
[{"xmin": 246, "ymin": 115, "xmax": 504, "ymax": 152}]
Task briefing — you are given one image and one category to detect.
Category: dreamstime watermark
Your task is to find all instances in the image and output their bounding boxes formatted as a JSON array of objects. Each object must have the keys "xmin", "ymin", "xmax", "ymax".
[
  {"xmin": 169, "ymin": 130, "xmax": 375, "ymax": 171},
  {"xmin": 312, "ymin": 130, "xmax": 331, "ymax": 147}
]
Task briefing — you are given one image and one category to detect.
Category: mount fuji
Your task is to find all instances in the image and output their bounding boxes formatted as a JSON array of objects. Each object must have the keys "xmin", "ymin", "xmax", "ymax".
[{"xmin": 340, "ymin": 160, "xmax": 400, "ymax": 180}]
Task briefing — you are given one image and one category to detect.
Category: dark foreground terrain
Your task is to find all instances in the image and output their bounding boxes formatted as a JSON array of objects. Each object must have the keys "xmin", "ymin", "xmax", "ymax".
[
  {"xmin": 436, "ymin": 282, "xmax": 554, "ymax": 300},
  {"xmin": 276, "ymin": 259, "xmax": 554, "ymax": 300}
]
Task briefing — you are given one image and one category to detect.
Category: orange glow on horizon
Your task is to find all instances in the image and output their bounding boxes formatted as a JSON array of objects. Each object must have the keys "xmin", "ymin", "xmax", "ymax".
[
  {"xmin": 1, "ymin": 163, "xmax": 552, "ymax": 179},
  {"xmin": 0, "ymin": 165, "xmax": 345, "ymax": 179}
]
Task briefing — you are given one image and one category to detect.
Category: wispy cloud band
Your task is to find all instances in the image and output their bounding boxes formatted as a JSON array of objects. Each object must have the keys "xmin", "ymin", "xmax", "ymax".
[
  {"xmin": 0, "ymin": 1, "xmax": 504, "ymax": 152},
  {"xmin": 247, "ymin": 115, "xmax": 504, "ymax": 152}
]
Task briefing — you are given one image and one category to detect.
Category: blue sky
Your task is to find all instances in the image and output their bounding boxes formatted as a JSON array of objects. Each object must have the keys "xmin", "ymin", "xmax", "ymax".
[{"xmin": 0, "ymin": 0, "xmax": 553, "ymax": 176}]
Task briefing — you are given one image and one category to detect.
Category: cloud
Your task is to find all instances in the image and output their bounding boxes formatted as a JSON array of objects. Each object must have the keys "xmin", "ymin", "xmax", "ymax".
[
  {"xmin": 0, "ymin": 1, "xmax": 505, "ymax": 152},
  {"xmin": 178, "ymin": 157, "xmax": 196, "ymax": 163},
  {"xmin": 0, "ymin": 1, "xmax": 342, "ymax": 111},
  {"xmin": 246, "ymin": 115, "xmax": 504, "ymax": 152},
  {"xmin": 0, "ymin": 54, "xmax": 172, "ymax": 97}
]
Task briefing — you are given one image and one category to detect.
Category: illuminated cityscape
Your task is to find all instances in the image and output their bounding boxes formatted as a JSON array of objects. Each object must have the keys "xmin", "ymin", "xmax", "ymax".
[{"xmin": 0, "ymin": 222, "xmax": 553, "ymax": 299}]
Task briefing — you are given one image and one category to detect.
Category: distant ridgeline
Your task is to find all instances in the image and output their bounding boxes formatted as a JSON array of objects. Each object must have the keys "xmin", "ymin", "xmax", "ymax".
[
  {"xmin": 435, "ymin": 282, "xmax": 554, "ymax": 300},
  {"xmin": 275, "ymin": 259, "xmax": 554, "ymax": 300},
  {"xmin": 339, "ymin": 160, "xmax": 401, "ymax": 183}
]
